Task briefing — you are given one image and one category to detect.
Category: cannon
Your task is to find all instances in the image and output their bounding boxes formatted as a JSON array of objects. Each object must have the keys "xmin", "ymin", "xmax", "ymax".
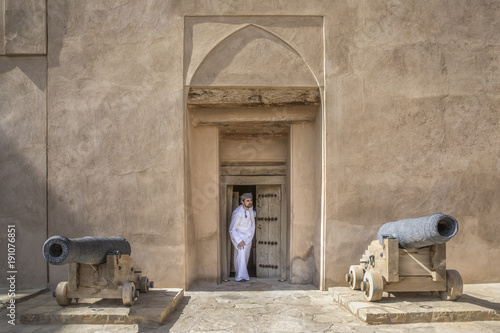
[
  {"xmin": 346, "ymin": 214, "xmax": 463, "ymax": 301},
  {"xmin": 376, "ymin": 213, "xmax": 459, "ymax": 249},
  {"xmin": 43, "ymin": 235, "xmax": 132, "ymax": 265},
  {"xmin": 43, "ymin": 235, "xmax": 153, "ymax": 306}
]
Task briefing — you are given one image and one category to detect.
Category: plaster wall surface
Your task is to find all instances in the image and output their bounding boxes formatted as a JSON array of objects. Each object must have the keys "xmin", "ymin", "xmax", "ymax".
[
  {"xmin": 323, "ymin": 0, "xmax": 500, "ymax": 286},
  {"xmin": 46, "ymin": 0, "xmax": 186, "ymax": 288},
  {"xmin": 188, "ymin": 126, "xmax": 219, "ymax": 283},
  {"xmin": 2, "ymin": 0, "xmax": 46, "ymax": 55},
  {"xmin": 1, "ymin": 0, "xmax": 499, "ymax": 290},
  {"xmin": 185, "ymin": 108, "xmax": 195, "ymax": 289},
  {"xmin": 0, "ymin": 0, "xmax": 4, "ymax": 54},
  {"xmin": 313, "ymin": 107, "xmax": 324, "ymax": 288},
  {"xmin": 185, "ymin": 16, "xmax": 323, "ymax": 87},
  {"xmin": 220, "ymin": 136, "xmax": 287, "ymax": 164},
  {"xmin": 289, "ymin": 123, "xmax": 319, "ymax": 285},
  {"xmin": 0, "ymin": 57, "xmax": 47, "ymax": 289}
]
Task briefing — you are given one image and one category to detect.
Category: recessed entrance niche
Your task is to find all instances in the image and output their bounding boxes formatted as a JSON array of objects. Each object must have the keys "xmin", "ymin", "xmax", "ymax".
[
  {"xmin": 185, "ymin": 16, "xmax": 324, "ymax": 287},
  {"xmin": 229, "ymin": 185, "xmax": 257, "ymax": 278},
  {"xmin": 225, "ymin": 184, "xmax": 286, "ymax": 279},
  {"xmin": 220, "ymin": 131, "xmax": 288, "ymax": 280}
]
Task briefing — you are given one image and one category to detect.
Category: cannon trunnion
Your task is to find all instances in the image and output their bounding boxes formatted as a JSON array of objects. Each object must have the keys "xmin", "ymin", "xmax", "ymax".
[
  {"xmin": 43, "ymin": 236, "xmax": 153, "ymax": 306},
  {"xmin": 346, "ymin": 214, "xmax": 463, "ymax": 302}
]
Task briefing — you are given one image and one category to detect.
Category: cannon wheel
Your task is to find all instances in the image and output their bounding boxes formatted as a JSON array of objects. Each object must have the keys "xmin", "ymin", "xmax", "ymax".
[
  {"xmin": 363, "ymin": 271, "xmax": 384, "ymax": 301},
  {"xmin": 55, "ymin": 281, "xmax": 72, "ymax": 306},
  {"xmin": 440, "ymin": 270, "xmax": 463, "ymax": 301},
  {"xmin": 139, "ymin": 276, "xmax": 149, "ymax": 293},
  {"xmin": 122, "ymin": 282, "xmax": 136, "ymax": 306},
  {"xmin": 346, "ymin": 265, "xmax": 364, "ymax": 290}
]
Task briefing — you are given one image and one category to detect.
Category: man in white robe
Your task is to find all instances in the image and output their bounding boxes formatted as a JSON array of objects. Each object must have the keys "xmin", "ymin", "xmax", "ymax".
[{"xmin": 229, "ymin": 193, "xmax": 256, "ymax": 282}]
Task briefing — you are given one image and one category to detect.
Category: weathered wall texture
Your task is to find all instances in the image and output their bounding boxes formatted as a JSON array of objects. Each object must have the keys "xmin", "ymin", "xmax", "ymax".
[
  {"xmin": 187, "ymin": 126, "xmax": 219, "ymax": 284},
  {"xmin": 0, "ymin": 0, "xmax": 47, "ymax": 289},
  {"xmin": 185, "ymin": 16, "xmax": 323, "ymax": 88},
  {"xmin": 220, "ymin": 136, "xmax": 287, "ymax": 164},
  {"xmin": 289, "ymin": 122, "xmax": 321, "ymax": 284},
  {"xmin": 46, "ymin": 1, "xmax": 186, "ymax": 288},
  {"xmin": 1, "ymin": 0, "xmax": 499, "ymax": 290},
  {"xmin": 0, "ymin": 57, "xmax": 47, "ymax": 289},
  {"xmin": 324, "ymin": 0, "xmax": 500, "ymax": 286},
  {"xmin": 1, "ymin": 0, "xmax": 46, "ymax": 55}
]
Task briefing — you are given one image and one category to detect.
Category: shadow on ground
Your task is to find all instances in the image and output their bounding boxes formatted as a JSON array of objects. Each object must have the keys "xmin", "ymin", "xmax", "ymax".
[{"xmin": 188, "ymin": 278, "xmax": 317, "ymax": 292}]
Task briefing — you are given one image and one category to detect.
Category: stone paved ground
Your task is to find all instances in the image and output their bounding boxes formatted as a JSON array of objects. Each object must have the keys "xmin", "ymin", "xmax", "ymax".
[
  {"xmin": 154, "ymin": 279, "xmax": 500, "ymax": 333},
  {"xmin": 2, "ymin": 279, "xmax": 500, "ymax": 332}
]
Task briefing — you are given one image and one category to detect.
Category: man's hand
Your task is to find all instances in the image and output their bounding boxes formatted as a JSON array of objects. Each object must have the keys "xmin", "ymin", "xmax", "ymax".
[{"xmin": 237, "ymin": 241, "xmax": 245, "ymax": 250}]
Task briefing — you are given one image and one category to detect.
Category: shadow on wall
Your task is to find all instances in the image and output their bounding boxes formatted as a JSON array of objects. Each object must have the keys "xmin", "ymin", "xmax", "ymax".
[
  {"xmin": 290, "ymin": 246, "xmax": 315, "ymax": 285},
  {"xmin": 0, "ymin": 56, "xmax": 50, "ymax": 290},
  {"xmin": 0, "ymin": 0, "xmax": 67, "ymax": 290},
  {"xmin": 0, "ymin": 56, "xmax": 125, "ymax": 290},
  {"xmin": 46, "ymin": 0, "xmax": 67, "ymax": 69}
]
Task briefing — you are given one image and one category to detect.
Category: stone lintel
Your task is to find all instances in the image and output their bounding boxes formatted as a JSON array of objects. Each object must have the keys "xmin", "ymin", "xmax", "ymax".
[
  {"xmin": 221, "ymin": 164, "xmax": 287, "ymax": 176},
  {"xmin": 190, "ymin": 104, "xmax": 317, "ymax": 127},
  {"xmin": 187, "ymin": 86, "xmax": 321, "ymax": 108}
]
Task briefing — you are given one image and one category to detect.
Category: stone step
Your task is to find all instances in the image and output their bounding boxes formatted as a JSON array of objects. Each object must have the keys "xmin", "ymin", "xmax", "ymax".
[
  {"xmin": 20, "ymin": 288, "xmax": 183, "ymax": 325},
  {"xmin": 330, "ymin": 286, "xmax": 500, "ymax": 325}
]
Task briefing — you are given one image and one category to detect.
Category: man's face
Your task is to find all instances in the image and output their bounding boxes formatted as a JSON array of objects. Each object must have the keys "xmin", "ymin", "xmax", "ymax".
[{"xmin": 242, "ymin": 198, "xmax": 253, "ymax": 209}]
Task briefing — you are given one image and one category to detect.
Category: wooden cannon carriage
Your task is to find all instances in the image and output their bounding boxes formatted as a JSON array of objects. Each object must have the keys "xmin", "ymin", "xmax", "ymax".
[
  {"xmin": 345, "ymin": 214, "xmax": 463, "ymax": 301},
  {"xmin": 43, "ymin": 236, "xmax": 153, "ymax": 306}
]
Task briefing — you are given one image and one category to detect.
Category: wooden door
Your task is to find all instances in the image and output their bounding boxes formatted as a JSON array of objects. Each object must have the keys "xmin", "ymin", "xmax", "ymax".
[
  {"xmin": 256, "ymin": 185, "xmax": 281, "ymax": 277},
  {"xmin": 227, "ymin": 190, "xmax": 240, "ymax": 277}
]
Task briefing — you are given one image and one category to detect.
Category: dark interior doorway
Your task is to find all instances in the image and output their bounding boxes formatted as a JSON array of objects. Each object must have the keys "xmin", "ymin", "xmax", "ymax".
[{"xmin": 230, "ymin": 185, "xmax": 257, "ymax": 278}]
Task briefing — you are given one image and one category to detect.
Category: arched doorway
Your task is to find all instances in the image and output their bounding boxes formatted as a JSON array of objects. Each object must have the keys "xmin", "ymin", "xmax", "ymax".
[{"xmin": 185, "ymin": 19, "xmax": 324, "ymax": 288}]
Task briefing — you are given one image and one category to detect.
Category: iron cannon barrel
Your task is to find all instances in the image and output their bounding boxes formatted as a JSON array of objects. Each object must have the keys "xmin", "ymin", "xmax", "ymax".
[
  {"xmin": 43, "ymin": 235, "xmax": 131, "ymax": 265},
  {"xmin": 377, "ymin": 213, "xmax": 458, "ymax": 249}
]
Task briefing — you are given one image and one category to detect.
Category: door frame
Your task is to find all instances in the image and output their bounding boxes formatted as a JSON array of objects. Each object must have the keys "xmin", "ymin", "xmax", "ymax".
[{"xmin": 220, "ymin": 175, "xmax": 287, "ymax": 281}]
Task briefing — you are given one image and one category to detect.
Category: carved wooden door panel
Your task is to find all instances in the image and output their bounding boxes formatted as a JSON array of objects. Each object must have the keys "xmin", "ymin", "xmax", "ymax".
[{"xmin": 256, "ymin": 185, "xmax": 281, "ymax": 277}]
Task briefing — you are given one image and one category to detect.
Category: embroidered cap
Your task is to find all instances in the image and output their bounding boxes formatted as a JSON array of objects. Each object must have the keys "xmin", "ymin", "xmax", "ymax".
[{"xmin": 240, "ymin": 193, "xmax": 253, "ymax": 203}]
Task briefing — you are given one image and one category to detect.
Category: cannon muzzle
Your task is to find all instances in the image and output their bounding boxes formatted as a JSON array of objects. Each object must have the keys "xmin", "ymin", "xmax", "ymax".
[
  {"xmin": 43, "ymin": 235, "xmax": 131, "ymax": 265},
  {"xmin": 377, "ymin": 213, "xmax": 458, "ymax": 249}
]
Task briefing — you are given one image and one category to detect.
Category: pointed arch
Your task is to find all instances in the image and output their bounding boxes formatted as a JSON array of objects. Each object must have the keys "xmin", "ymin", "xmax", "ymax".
[{"xmin": 189, "ymin": 24, "xmax": 320, "ymax": 87}]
